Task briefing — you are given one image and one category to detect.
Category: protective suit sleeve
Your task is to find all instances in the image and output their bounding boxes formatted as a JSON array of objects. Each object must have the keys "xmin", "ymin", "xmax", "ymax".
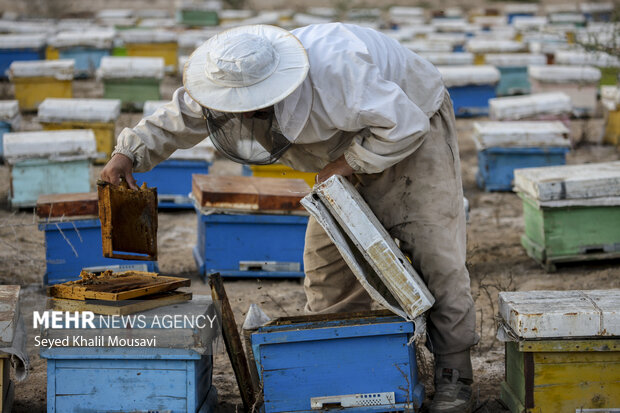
[{"xmin": 112, "ymin": 87, "xmax": 210, "ymax": 173}]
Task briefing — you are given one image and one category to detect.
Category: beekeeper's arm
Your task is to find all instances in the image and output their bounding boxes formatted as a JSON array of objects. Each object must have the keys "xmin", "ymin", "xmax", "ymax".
[{"xmin": 101, "ymin": 87, "xmax": 208, "ymax": 188}]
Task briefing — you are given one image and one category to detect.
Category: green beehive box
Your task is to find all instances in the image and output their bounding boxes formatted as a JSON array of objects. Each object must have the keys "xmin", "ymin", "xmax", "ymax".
[
  {"xmin": 514, "ymin": 161, "xmax": 620, "ymax": 271},
  {"xmin": 99, "ymin": 56, "xmax": 164, "ymax": 111}
]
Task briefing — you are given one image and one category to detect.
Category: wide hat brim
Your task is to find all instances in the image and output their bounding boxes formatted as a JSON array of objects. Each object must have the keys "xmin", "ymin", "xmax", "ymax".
[{"xmin": 183, "ymin": 25, "xmax": 309, "ymax": 113}]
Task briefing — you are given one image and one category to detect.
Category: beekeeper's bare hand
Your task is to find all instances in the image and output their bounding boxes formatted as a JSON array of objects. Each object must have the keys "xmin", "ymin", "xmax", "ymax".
[
  {"xmin": 100, "ymin": 154, "xmax": 139, "ymax": 190},
  {"xmin": 316, "ymin": 154, "xmax": 354, "ymax": 185}
]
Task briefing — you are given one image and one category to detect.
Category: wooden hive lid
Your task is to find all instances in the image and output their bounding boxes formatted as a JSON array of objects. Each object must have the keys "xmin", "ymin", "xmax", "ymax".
[
  {"xmin": 528, "ymin": 65, "xmax": 601, "ymax": 83},
  {"xmin": 489, "ymin": 92, "xmax": 572, "ymax": 120},
  {"xmin": 437, "ymin": 65, "xmax": 500, "ymax": 87},
  {"xmin": 3, "ymin": 129, "xmax": 97, "ymax": 162},
  {"xmin": 36, "ymin": 192, "xmax": 98, "ymax": 219},
  {"xmin": 0, "ymin": 285, "xmax": 20, "ymax": 347},
  {"xmin": 472, "ymin": 121, "xmax": 570, "ymax": 149},
  {"xmin": 499, "ymin": 289, "xmax": 620, "ymax": 339},
  {"xmin": 192, "ymin": 175, "xmax": 310, "ymax": 212},
  {"xmin": 514, "ymin": 161, "xmax": 620, "ymax": 201},
  {"xmin": 49, "ymin": 29, "xmax": 116, "ymax": 49},
  {"xmin": 38, "ymin": 98, "xmax": 121, "ymax": 123},
  {"xmin": 98, "ymin": 56, "xmax": 165, "ymax": 80},
  {"xmin": 8, "ymin": 59, "xmax": 74, "ymax": 79}
]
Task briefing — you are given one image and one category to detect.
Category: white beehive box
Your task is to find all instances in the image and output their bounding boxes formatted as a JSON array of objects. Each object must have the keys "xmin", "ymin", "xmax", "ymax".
[
  {"xmin": 419, "ymin": 52, "xmax": 474, "ymax": 66},
  {"xmin": 3, "ymin": 129, "xmax": 98, "ymax": 163},
  {"xmin": 472, "ymin": 121, "xmax": 570, "ymax": 149},
  {"xmin": 514, "ymin": 161, "xmax": 620, "ymax": 202},
  {"xmin": 489, "ymin": 92, "xmax": 572, "ymax": 120},
  {"xmin": 301, "ymin": 175, "xmax": 435, "ymax": 320},
  {"xmin": 438, "ymin": 65, "xmax": 500, "ymax": 87},
  {"xmin": 49, "ymin": 29, "xmax": 116, "ymax": 49},
  {"xmin": 499, "ymin": 290, "xmax": 620, "ymax": 339},
  {"xmin": 38, "ymin": 98, "xmax": 121, "ymax": 123},
  {"xmin": 98, "ymin": 56, "xmax": 165, "ymax": 80},
  {"xmin": 8, "ymin": 59, "xmax": 74, "ymax": 80},
  {"xmin": 484, "ymin": 53, "xmax": 546, "ymax": 67}
]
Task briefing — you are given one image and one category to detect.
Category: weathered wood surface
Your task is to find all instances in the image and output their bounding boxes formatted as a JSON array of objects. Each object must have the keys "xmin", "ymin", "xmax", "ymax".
[
  {"xmin": 48, "ymin": 271, "xmax": 190, "ymax": 301},
  {"xmin": 192, "ymin": 175, "xmax": 310, "ymax": 212},
  {"xmin": 301, "ymin": 175, "xmax": 434, "ymax": 320},
  {"xmin": 489, "ymin": 92, "xmax": 572, "ymax": 120},
  {"xmin": 472, "ymin": 121, "xmax": 570, "ymax": 149},
  {"xmin": 499, "ymin": 290, "xmax": 620, "ymax": 339},
  {"xmin": 3, "ymin": 129, "xmax": 97, "ymax": 161},
  {"xmin": 514, "ymin": 161, "xmax": 620, "ymax": 201},
  {"xmin": 0, "ymin": 286, "xmax": 19, "ymax": 347},
  {"xmin": 50, "ymin": 291, "xmax": 192, "ymax": 315},
  {"xmin": 209, "ymin": 273, "xmax": 256, "ymax": 412},
  {"xmin": 98, "ymin": 180, "xmax": 158, "ymax": 261},
  {"xmin": 36, "ymin": 192, "xmax": 98, "ymax": 218}
]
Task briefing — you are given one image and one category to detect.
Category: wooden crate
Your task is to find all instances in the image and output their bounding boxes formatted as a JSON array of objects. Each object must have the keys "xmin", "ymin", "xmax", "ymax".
[
  {"xmin": 251, "ymin": 311, "xmax": 425, "ymax": 412},
  {"xmin": 499, "ymin": 290, "xmax": 620, "ymax": 413}
]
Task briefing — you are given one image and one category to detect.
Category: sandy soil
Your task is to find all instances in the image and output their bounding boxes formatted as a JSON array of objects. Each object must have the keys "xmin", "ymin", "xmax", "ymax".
[{"xmin": 1, "ymin": 76, "xmax": 620, "ymax": 413}]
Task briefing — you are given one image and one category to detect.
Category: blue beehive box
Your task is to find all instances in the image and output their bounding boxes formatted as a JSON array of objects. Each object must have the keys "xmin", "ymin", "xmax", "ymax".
[
  {"xmin": 439, "ymin": 66, "xmax": 500, "ymax": 117},
  {"xmin": 49, "ymin": 30, "xmax": 115, "ymax": 77},
  {"xmin": 485, "ymin": 54, "xmax": 547, "ymax": 96},
  {"xmin": 192, "ymin": 175, "xmax": 309, "ymax": 278},
  {"xmin": 40, "ymin": 296, "xmax": 218, "ymax": 413},
  {"xmin": 251, "ymin": 312, "xmax": 425, "ymax": 412},
  {"xmin": 473, "ymin": 121, "xmax": 571, "ymax": 191},
  {"xmin": 0, "ymin": 34, "xmax": 46, "ymax": 79}
]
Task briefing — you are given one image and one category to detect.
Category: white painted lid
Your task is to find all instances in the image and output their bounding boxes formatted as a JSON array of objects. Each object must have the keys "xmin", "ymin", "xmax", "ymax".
[
  {"xmin": 554, "ymin": 50, "xmax": 620, "ymax": 68},
  {"xmin": 466, "ymin": 39, "xmax": 527, "ymax": 53},
  {"xmin": 0, "ymin": 100, "xmax": 19, "ymax": 119},
  {"xmin": 549, "ymin": 12, "xmax": 586, "ymax": 24},
  {"xmin": 292, "ymin": 13, "xmax": 333, "ymax": 26},
  {"xmin": 0, "ymin": 33, "xmax": 46, "ymax": 49},
  {"xmin": 0, "ymin": 20, "xmax": 55, "ymax": 35},
  {"xmin": 438, "ymin": 65, "xmax": 501, "ymax": 87},
  {"xmin": 528, "ymin": 65, "xmax": 601, "ymax": 83},
  {"xmin": 485, "ymin": 53, "xmax": 546, "ymax": 67},
  {"xmin": 489, "ymin": 92, "xmax": 572, "ymax": 120},
  {"xmin": 142, "ymin": 100, "xmax": 168, "ymax": 117},
  {"xmin": 431, "ymin": 19, "xmax": 471, "ymax": 33},
  {"xmin": 49, "ymin": 29, "xmax": 116, "ymax": 49},
  {"xmin": 219, "ymin": 9, "xmax": 254, "ymax": 20},
  {"xmin": 3, "ymin": 129, "xmax": 97, "ymax": 160},
  {"xmin": 96, "ymin": 9, "xmax": 134, "ymax": 19},
  {"xmin": 503, "ymin": 3, "xmax": 539, "ymax": 14},
  {"xmin": 170, "ymin": 138, "xmax": 216, "ymax": 161},
  {"xmin": 514, "ymin": 161, "xmax": 620, "ymax": 201},
  {"xmin": 545, "ymin": 3, "xmax": 579, "ymax": 13},
  {"xmin": 580, "ymin": 2, "xmax": 614, "ymax": 13},
  {"xmin": 499, "ymin": 290, "xmax": 620, "ymax": 339},
  {"xmin": 470, "ymin": 26, "xmax": 517, "ymax": 40},
  {"xmin": 472, "ymin": 15, "xmax": 507, "ymax": 26},
  {"xmin": 512, "ymin": 16, "xmax": 548, "ymax": 29},
  {"xmin": 472, "ymin": 121, "xmax": 570, "ymax": 149},
  {"xmin": 38, "ymin": 98, "xmax": 121, "ymax": 123},
  {"xmin": 8, "ymin": 59, "xmax": 74, "ymax": 80},
  {"xmin": 388, "ymin": 6, "xmax": 425, "ymax": 17},
  {"xmin": 120, "ymin": 29, "xmax": 177, "ymax": 44},
  {"xmin": 98, "ymin": 56, "xmax": 165, "ymax": 79},
  {"xmin": 241, "ymin": 11, "xmax": 282, "ymax": 26},
  {"xmin": 426, "ymin": 32, "xmax": 468, "ymax": 45},
  {"xmin": 402, "ymin": 40, "xmax": 453, "ymax": 53},
  {"xmin": 177, "ymin": 29, "xmax": 221, "ymax": 48},
  {"xmin": 418, "ymin": 52, "xmax": 474, "ymax": 66}
]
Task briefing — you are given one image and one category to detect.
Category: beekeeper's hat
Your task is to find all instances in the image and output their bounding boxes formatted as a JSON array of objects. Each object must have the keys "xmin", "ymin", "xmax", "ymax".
[{"xmin": 183, "ymin": 25, "xmax": 309, "ymax": 113}]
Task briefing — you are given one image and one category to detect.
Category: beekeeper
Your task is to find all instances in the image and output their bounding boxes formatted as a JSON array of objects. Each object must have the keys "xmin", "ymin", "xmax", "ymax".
[{"xmin": 100, "ymin": 23, "xmax": 478, "ymax": 413}]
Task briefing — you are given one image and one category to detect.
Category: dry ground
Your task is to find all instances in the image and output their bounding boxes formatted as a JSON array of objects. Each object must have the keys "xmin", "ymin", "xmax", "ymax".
[{"xmin": 0, "ymin": 77, "xmax": 619, "ymax": 413}]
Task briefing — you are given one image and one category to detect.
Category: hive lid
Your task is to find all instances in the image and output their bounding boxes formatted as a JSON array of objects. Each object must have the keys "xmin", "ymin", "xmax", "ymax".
[
  {"xmin": 512, "ymin": 16, "xmax": 548, "ymax": 29},
  {"xmin": 554, "ymin": 50, "xmax": 620, "ymax": 68},
  {"xmin": 472, "ymin": 121, "xmax": 570, "ymax": 149},
  {"xmin": 8, "ymin": 59, "xmax": 74, "ymax": 80},
  {"xmin": 219, "ymin": 9, "xmax": 254, "ymax": 20},
  {"xmin": 0, "ymin": 100, "xmax": 19, "ymax": 121},
  {"xmin": 96, "ymin": 9, "xmax": 134, "ymax": 19},
  {"xmin": 499, "ymin": 290, "xmax": 620, "ymax": 339},
  {"xmin": 301, "ymin": 175, "xmax": 435, "ymax": 321},
  {"xmin": 0, "ymin": 33, "xmax": 46, "ymax": 49},
  {"xmin": 38, "ymin": 98, "xmax": 121, "ymax": 123},
  {"xmin": 484, "ymin": 53, "xmax": 546, "ymax": 67},
  {"xmin": 514, "ymin": 161, "xmax": 620, "ymax": 201},
  {"xmin": 579, "ymin": 2, "xmax": 614, "ymax": 13},
  {"xmin": 528, "ymin": 65, "xmax": 601, "ymax": 83},
  {"xmin": 418, "ymin": 52, "xmax": 474, "ymax": 66},
  {"xmin": 120, "ymin": 29, "xmax": 177, "ymax": 44},
  {"xmin": 471, "ymin": 15, "xmax": 507, "ymax": 26},
  {"xmin": 0, "ymin": 285, "xmax": 20, "ymax": 347},
  {"xmin": 426, "ymin": 32, "xmax": 468, "ymax": 45},
  {"xmin": 489, "ymin": 92, "xmax": 572, "ymax": 120},
  {"xmin": 438, "ymin": 65, "xmax": 500, "ymax": 87},
  {"xmin": 49, "ymin": 29, "xmax": 116, "ymax": 49},
  {"xmin": 3, "ymin": 129, "xmax": 97, "ymax": 162},
  {"xmin": 36, "ymin": 192, "xmax": 98, "ymax": 219},
  {"xmin": 503, "ymin": 3, "xmax": 539, "ymax": 14},
  {"xmin": 169, "ymin": 138, "xmax": 216, "ymax": 162},
  {"xmin": 388, "ymin": 6, "xmax": 425, "ymax": 17},
  {"xmin": 465, "ymin": 39, "xmax": 527, "ymax": 53},
  {"xmin": 192, "ymin": 175, "xmax": 310, "ymax": 212},
  {"xmin": 402, "ymin": 40, "xmax": 453, "ymax": 53},
  {"xmin": 177, "ymin": 29, "xmax": 220, "ymax": 48},
  {"xmin": 98, "ymin": 56, "xmax": 165, "ymax": 79},
  {"xmin": 549, "ymin": 12, "xmax": 586, "ymax": 24}
]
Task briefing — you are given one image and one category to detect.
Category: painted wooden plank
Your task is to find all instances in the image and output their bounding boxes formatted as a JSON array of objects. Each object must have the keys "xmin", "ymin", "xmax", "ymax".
[
  {"xmin": 3, "ymin": 130, "xmax": 97, "ymax": 161},
  {"xmin": 302, "ymin": 175, "xmax": 434, "ymax": 320},
  {"xmin": 472, "ymin": 121, "xmax": 570, "ymax": 149},
  {"xmin": 489, "ymin": 92, "xmax": 572, "ymax": 120},
  {"xmin": 98, "ymin": 180, "xmax": 158, "ymax": 260},
  {"xmin": 499, "ymin": 290, "xmax": 620, "ymax": 339},
  {"xmin": 0, "ymin": 286, "xmax": 19, "ymax": 347},
  {"xmin": 192, "ymin": 175, "xmax": 310, "ymax": 212},
  {"xmin": 514, "ymin": 161, "xmax": 620, "ymax": 201},
  {"xmin": 47, "ymin": 271, "xmax": 190, "ymax": 301},
  {"xmin": 37, "ymin": 98, "xmax": 121, "ymax": 123},
  {"xmin": 437, "ymin": 65, "xmax": 500, "ymax": 87},
  {"xmin": 36, "ymin": 192, "xmax": 98, "ymax": 218}
]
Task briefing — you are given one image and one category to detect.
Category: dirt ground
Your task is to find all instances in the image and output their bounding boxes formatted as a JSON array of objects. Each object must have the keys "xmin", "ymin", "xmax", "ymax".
[{"xmin": 1, "ymin": 72, "xmax": 620, "ymax": 413}]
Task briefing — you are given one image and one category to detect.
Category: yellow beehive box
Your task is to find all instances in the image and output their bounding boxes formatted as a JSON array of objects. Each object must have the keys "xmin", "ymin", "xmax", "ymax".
[
  {"xmin": 602, "ymin": 86, "xmax": 620, "ymax": 146},
  {"xmin": 250, "ymin": 164, "xmax": 317, "ymax": 187},
  {"xmin": 8, "ymin": 59, "xmax": 74, "ymax": 111},
  {"xmin": 38, "ymin": 98, "xmax": 121, "ymax": 162},
  {"xmin": 121, "ymin": 30, "xmax": 178, "ymax": 73}
]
